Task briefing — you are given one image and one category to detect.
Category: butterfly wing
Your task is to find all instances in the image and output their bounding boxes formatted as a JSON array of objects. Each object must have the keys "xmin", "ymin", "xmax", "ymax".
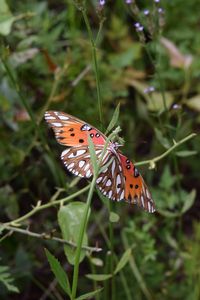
[
  {"xmin": 45, "ymin": 111, "xmax": 155, "ymax": 213},
  {"xmin": 61, "ymin": 145, "xmax": 106, "ymax": 178},
  {"xmin": 44, "ymin": 111, "xmax": 106, "ymax": 147},
  {"xmin": 96, "ymin": 151, "xmax": 155, "ymax": 213},
  {"xmin": 119, "ymin": 153, "xmax": 155, "ymax": 213},
  {"xmin": 96, "ymin": 153, "xmax": 125, "ymax": 201}
]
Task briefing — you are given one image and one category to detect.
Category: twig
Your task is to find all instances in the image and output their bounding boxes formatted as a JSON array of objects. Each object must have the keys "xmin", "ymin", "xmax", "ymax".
[
  {"xmin": 1, "ymin": 225, "xmax": 102, "ymax": 253},
  {"xmin": 71, "ymin": 65, "xmax": 91, "ymax": 87},
  {"xmin": 3, "ymin": 185, "xmax": 90, "ymax": 227},
  {"xmin": 135, "ymin": 133, "xmax": 197, "ymax": 168}
]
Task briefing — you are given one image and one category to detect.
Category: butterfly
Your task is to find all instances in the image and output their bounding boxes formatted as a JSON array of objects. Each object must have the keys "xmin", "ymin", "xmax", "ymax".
[{"xmin": 44, "ymin": 111, "xmax": 155, "ymax": 213}]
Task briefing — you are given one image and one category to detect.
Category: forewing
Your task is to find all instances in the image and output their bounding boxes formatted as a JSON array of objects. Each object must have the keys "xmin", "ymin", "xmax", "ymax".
[
  {"xmin": 119, "ymin": 153, "xmax": 155, "ymax": 213},
  {"xmin": 96, "ymin": 152, "xmax": 125, "ymax": 202},
  {"xmin": 44, "ymin": 111, "xmax": 106, "ymax": 147},
  {"xmin": 61, "ymin": 145, "xmax": 104, "ymax": 178}
]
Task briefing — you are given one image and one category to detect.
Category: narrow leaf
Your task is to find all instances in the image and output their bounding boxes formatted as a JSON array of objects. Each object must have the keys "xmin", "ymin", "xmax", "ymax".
[
  {"xmin": 114, "ymin": 248, "xmax": 132, "ymax": 274},
  {"xmin": 75, "ymin": 288, "xmax": 103, "ymax": 300},
  {"xmin": 0, "ymin": 265, "xmax": 19, "ymax": 293},
  {"xmin": 86, "ymin": 274, "xmax": 112, "ymax": 281},
  {"xmin": 45, "ymin": 248, "xmax": 71, "ymax": 296},
  {"xmin": 176, "ymin": 150, "xmax": 198, "ymax": 157},
  {"xmin": 154, "ymin": 128, "xmax": 170, "ymax": 149},
  {"xmin": 0, "ymin": 0, "xmax": 15, "ymax": 35},
  {"xmin": 88, "ymin": 135, "xmax": 98, "ymax": 176},
  {"xmin": 181, "ymin": 189, "xmax": 196, "ymax": 214},
  {"xmin": 105, "ymin": 103, "xmax": 120, "ymax": 134}
]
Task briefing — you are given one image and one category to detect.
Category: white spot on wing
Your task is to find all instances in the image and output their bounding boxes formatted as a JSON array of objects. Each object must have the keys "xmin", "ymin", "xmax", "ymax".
[
  {"xmin": 79, "ymin": 160, "xmax": 85, "ymax": 168},
  {"xmin": 141, "ymin": 196, "xmax": 145, "ymax": 207},
  {"xmin": 61, "ymin": 149, "xmax": 70, "ymax": 158},
  {"xmin": 84, "ymin": 164, "xmax": 90, "ymax": 171},
  {"xmin": 58, "ymin": 115, "xmax": 69, "ymax": 120},
  {"xmin": 68, "ymin": 163, "xmax": 75, "ymax": 169},
  {"xmin": 108, "ymin": 191, "xmax": 112, "ymax": 198},
  {"xmin": 86, "ymin": 170, "xmax": 91, "ymax": 177},
  {"xmin": 148, "ymin": 201, "xmax": 151, "ymax": 212},
  {"xmin": 116, "ymin": 174, "xmax": 121, "ymax": 186},
  {"xmin": 45, "ymin": 116, "xmax": 56, "ymax": 120},
  {"xmin": 106, "ymin": 179, "xmax": 112, "ymax": 187},
  {"xmin": 96, "ymin": 177, "xmax": 102, "ymax": 184},
  {"xmin": 120, "ymin": 190, "xmax": 124, "ymax": 200},
  {"xmin": 146, "ymin": 189, "xmax": 151, "ymax": 199},
  {"xmin": 77, "ymin": 149, "xmax": 86, "ymax": 156},
  {"xmin": 52, "ymin": 122, "xmax": 62, "ymax": 127}
]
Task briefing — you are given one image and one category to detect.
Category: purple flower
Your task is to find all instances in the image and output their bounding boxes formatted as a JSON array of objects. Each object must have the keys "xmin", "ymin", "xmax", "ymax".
[
  {"xmin": 99, "ymin": 0, "xmax": 105, "ymax": 6},
  {"xmin": 158, "ymin": 7, "xmax": 164, "ymax": 13},
  {"xmin": 172, "ymin": 104, "xmax": 181, "ymax": 110},
  {"xmin": 134, "ymin": 22, "xmax": 144, "ymax": 32},
  {"xmin": 154, "ymin": 0, "xmax": 160, "ymax": 3},
  {"xmin": 143, "ymin": 9, "xmax": 150, "ymax": 16},
  {"xmin": 144, "ymin": 86, "xmax": 155, "ymax": 94},
  {"xmin": 125, "ymin": 0, "xmax": 132, "ymax": 3}
]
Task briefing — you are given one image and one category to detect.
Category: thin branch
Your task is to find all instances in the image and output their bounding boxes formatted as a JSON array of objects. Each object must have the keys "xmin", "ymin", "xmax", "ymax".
[
  {"xmin": 71, "ymin": 65, "xmax": 91, "ymax": 87},
  {"xmin": 1, "ymin": 225, "xmax": 102, "ymax": 253},
  {"xmin": 4, "ymin": 185, "xmax": 90, "ymax": 227},
  {"xmin": 135, "ymin": 133, "xmax": 197, "ymax": 168}
]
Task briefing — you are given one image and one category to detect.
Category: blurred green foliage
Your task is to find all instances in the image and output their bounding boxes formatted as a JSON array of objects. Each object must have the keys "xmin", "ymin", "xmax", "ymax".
[{"xmin": 0, "ymin": 0, "xmax": 200, "ymax": 299}]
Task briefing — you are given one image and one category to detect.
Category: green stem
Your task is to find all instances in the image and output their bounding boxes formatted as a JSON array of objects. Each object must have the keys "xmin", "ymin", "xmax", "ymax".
[
  {"xmin": 71, "ymin": 129, "xmax": 121, "ymax": 299},
  {"xmin": 108, "ymin": 203, "xmax": 116, "ymax": 300},
  {"xmin": 71, "ymin": 176, "xmax": 97, "ymax": 299},
  {"xmin": 81, "ymin": 8, "xmax": 103, "ymax": 126},
  {"xmin": 1, "ymin": 224, "xmax": 101, "ymax": 252},
  {"xmin": 4, "ymin": 185, "xmax": 90, "ymax": 226},
  {"xmin": 135, "ymin": 133, "xmax": 196, "ymax": 167}
]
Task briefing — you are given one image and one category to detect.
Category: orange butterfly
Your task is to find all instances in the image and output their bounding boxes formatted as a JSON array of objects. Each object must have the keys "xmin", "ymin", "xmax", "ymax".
[{"xmin": 44, "ymin": 111, "xmax": 155, "ymax": 213}]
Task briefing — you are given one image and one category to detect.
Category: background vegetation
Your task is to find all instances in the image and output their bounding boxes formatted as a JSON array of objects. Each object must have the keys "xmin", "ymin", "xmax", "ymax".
[{"xmin": 0, "ymin": 0, "xmax": 200, "ymax": 299}]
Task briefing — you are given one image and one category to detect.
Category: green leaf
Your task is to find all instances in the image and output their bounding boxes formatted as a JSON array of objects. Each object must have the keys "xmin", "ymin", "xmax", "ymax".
[
  {"xmin": 45, "ymin": 248, "xmax": 71, "ymax": 296},
  {"xmin": 86, "ymin": 274, "xmax": 112, "ymax": 281},
  {"xmin": 184, "ymin": 95, "xmax": 200, "ymax": 112},
  {"xmin": 159, "ymin": 166, "xmax": 177, "ymax": 190},
  {"xmin": 154, "ymin": 128, "xmax": 170, "ymax": 149},
  {"xmin": 90, "ymin": 257, "xmax": 104, "ymax": 267},
  {"xmin": 181, "ymin": 189, "xmax": 196, "ymax": 214},
  {"xmin": 114, "ymin": 248, "xmax": 132, "ymax": 274},
  {"xmin": 0, "ymin": 265, "xmax": 19, "ymax": 293},
  {"xmin": 58, "ymin": 202, "xmax": 90, "ymax": 265},
  {"xmin": 157, "ymin": 209, "xmax": 180, "ymax": 218},
  {"xmin": 146, "ymin": 91, "xmax": 174, "ymax": 112},
  {"xmin": 75, "ymin": 288, "xmax": 103, "ymax": 300},
  {"xmin": 105, "ymin": 103, "xmax": 120, "ymax": 135},
  {"xmin": 109, "ymin": 44, "xmax": 141, "ymax": 68},
  {"xmin": 88, "ymin": 136, "xmax": 98, "ymax": 176},
  {"xmin": 109, "ymin": 211, "xmax": 120, "ymax": 223},
  {"xmin": 175, "ymin": 150, "xmax": 198, "ymax": 157},
  {"xmin": 0, "ymin": 0, "xmax": 15, "ymax": 36},
  {"xmin": 126, "ymin": 79, "xmax": 174, "ymax": 111}
]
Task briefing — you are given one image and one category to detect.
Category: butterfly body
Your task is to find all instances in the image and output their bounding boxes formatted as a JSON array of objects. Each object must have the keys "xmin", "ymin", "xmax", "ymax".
[{"xmin": 44, "ymin": 111, "xmax": 155, "ymax": 213}]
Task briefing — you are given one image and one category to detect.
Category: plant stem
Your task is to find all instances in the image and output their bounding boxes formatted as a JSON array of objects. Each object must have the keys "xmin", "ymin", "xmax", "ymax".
[
  {"xmin": 81, "ymin": 8, "xmax": 103, "ymax": 126},
  {"xmin": 4, "ymin": 185, "xmax": 90, "ymax": 226},
  {"xmin": 1, "ymin": 224, "xmax": 101, "ymax": 253},
  {"xmin": 70, "ymin": 129, "xmax": 121, "ymax": 299},
  {"xmin": 71, "ymin": 175, "xmax": 97, "ymax": 299},
  {"xmin": 135, "ymin": 133, "xmax": 196, "ymax": 167}
]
